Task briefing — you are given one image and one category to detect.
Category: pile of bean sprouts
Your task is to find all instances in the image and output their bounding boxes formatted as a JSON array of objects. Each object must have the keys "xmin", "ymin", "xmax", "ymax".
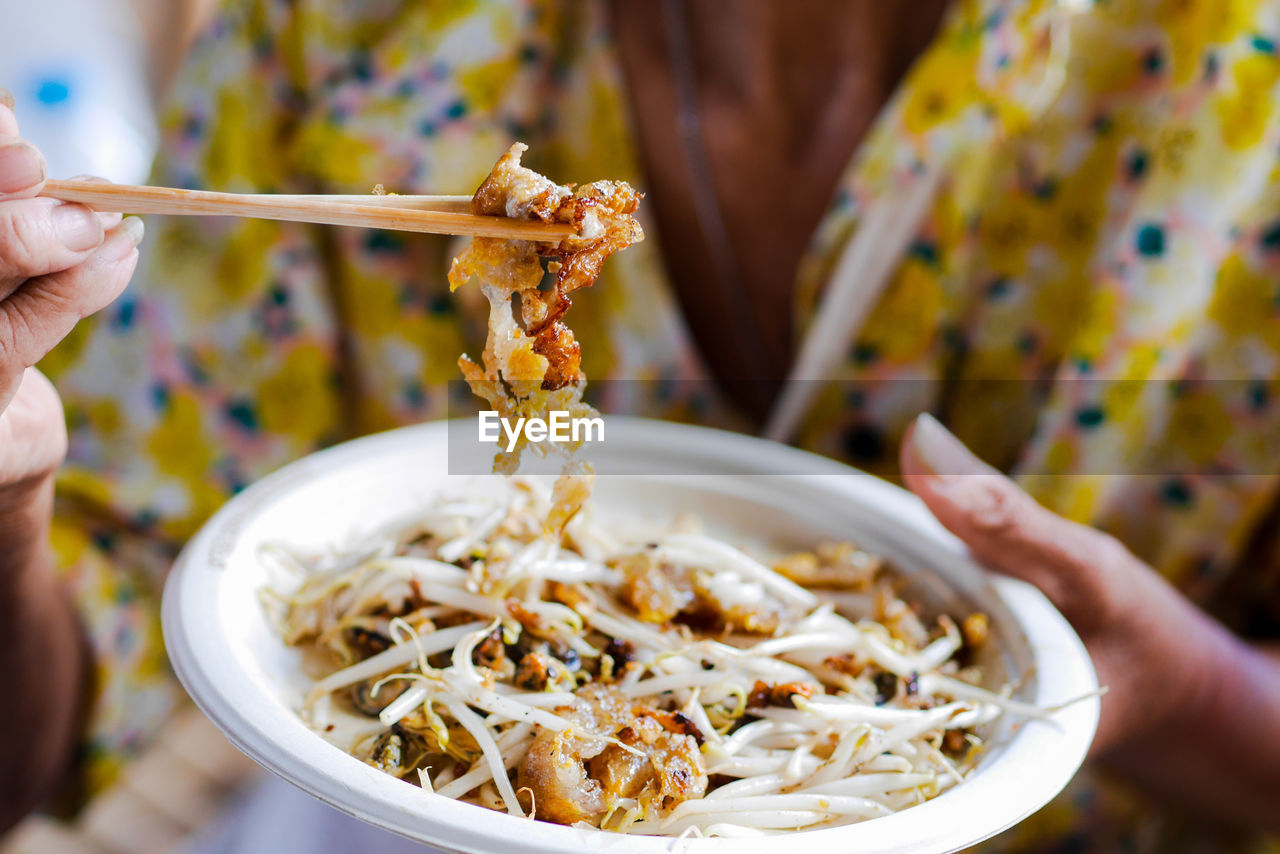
[{"xmin": 261, "ymin": 474, "xmax": 1064, "ymax": 837}]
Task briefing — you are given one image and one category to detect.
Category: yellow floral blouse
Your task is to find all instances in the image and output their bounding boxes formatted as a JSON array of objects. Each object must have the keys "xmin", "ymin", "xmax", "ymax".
[{"xmin": 39, "ymin": 0, "xmax": 1280, "ymax": 850}]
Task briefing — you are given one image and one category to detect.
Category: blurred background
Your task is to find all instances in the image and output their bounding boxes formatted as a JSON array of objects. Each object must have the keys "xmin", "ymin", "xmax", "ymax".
[
  {"xmin": 0, "ymin": 0, "xmax": 222, "ymax": 179},
  {"xmin": 0, "ymin": 0, "xmax": 156, "ymax": 181}
]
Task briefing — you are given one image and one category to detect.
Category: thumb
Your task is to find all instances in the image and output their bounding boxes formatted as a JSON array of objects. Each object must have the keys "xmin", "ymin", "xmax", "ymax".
[{"xmin": 900, "ymin": 413, "xmax": 1129, "ymax": 631}]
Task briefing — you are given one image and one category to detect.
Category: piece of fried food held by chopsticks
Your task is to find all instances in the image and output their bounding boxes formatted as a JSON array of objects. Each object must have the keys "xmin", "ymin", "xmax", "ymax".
[{"xmin": 449, "ymin": 143, "xmax": 644, "ymax": 473}]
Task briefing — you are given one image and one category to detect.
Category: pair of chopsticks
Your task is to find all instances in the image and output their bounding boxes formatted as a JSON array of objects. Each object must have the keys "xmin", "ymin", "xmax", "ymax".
[{"xmin": 40, "ymin": 179, "xmax": 577, "ymax": 242}]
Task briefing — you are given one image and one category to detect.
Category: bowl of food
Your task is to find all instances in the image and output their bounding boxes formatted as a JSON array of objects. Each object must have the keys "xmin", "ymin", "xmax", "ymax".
[{"xmin": 162, "ymin": 416, "xmax": 1099, "ymax": 854}]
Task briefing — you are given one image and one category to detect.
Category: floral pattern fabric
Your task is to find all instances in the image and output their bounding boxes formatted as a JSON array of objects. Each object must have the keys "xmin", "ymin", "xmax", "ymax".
[{"xmin": 38, "ymin": 0, "xmax": 1280, "ymax": 849}]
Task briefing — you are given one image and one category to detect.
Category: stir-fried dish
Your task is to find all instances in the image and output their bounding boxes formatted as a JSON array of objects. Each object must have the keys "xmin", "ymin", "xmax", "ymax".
[
  {"xmin": 264, "ymin": 147, "xmax": 1055, "ymax": 837},
  {"xmin": 263, "ymin": 477, "xmax": 1057, "ymax": 837}
]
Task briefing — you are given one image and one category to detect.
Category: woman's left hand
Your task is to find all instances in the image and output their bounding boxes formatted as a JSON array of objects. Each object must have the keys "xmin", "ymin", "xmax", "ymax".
[{"xmin": 899, "ymin": 413, "xmax": 1280, "ymax": 828}]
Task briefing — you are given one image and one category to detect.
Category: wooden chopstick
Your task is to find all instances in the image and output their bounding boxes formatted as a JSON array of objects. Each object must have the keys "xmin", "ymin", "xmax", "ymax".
[
  {"xmin": 263, "ymin": 193, "xmax": 475, "ymax": 213},
  {"xmin": 40, "ymin": 179, "xmax": 576, "ymax": 241}
]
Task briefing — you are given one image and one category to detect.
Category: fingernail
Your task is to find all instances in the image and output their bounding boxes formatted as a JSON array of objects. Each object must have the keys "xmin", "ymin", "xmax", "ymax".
[
  {"xmin": 0, "ymin": 139, "xmax": 46, "ymax": 194},
  {"xmin": 120, "ymin": 215, "xmax": 145, "ymax": 245},
  {"xmin": 908, "ymin": 413, "xmax": 998, "ymax": 476},
  {"xmin": 0, "ymin": 88, "xmax": 14, "ymax": 110},
  {"xmin": 52, "ymin": 203, "xmax": 104, "ymax": 251},
  {"xmin": 101, "ymin": 216, "xmax": 145, "ymax": 260}
]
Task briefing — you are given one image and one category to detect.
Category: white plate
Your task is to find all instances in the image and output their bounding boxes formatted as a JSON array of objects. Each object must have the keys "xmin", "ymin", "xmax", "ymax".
[{"xmin": 163, "ymin": 418, "xmax": 1099, "ymax": 854}]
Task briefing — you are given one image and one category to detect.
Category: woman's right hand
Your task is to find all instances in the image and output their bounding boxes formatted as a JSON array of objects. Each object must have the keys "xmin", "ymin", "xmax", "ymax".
[
  {"xmin": 0, "ymin": 90, "xmax": 145, "ymax": 828},
  {"xmin": 0, "ymin": 89, "xmax": 143, "ymax": 491}
]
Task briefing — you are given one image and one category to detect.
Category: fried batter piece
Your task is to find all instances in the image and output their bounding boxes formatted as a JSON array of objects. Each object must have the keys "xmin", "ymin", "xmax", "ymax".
[
  {"xmin": 531, "ymin": 320, "xmax": 582, "ymax": 393},
  {"xmin": 449, "ymin": 143, "xmax": 643, "ymax": 472},
  {"xmin": 513, "ymin": 648, "xmax": 576, "ymax": 692},
  {"xmin": 516, "ymin": 685, "xmax": 707, "ymax": 826},
  {"xmin": 616, "ymin": 550, "xmax": 789, "ymax": 634},
  {"xmin": 588, "ymin": 716, "xmax": 706, "ymax": 808},
  {"xmin": 517, "ymin": 684, "xmax": 632, "ymax": 824},
  {"xmin": 772, "ymin": 541, "xmax": 884, "ymax": 590},
  {"xmin": 747, "ymin": 679, "xmax": 818, "ymax": 709},
  {"xmin": 616, "ymin": 553, "xmax": 695, "ymax": 623}
]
